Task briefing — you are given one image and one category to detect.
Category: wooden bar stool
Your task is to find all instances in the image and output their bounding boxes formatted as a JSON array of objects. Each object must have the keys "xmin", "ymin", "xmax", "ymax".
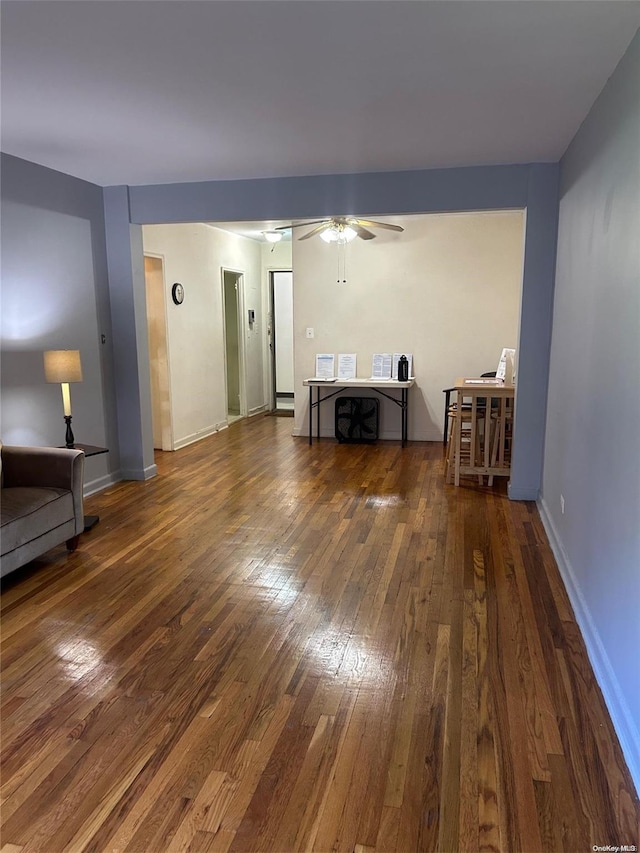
[
  {"xmin": 442, "ymin": 371, "xmax": 496, "ymax": 444},
  {"xmin": 445, "ymin": 398, "xmax": 487, "ymax": 485},
  {"xmin": 448, "ymin": 379, "xmax": 515, "ymax": 486}
]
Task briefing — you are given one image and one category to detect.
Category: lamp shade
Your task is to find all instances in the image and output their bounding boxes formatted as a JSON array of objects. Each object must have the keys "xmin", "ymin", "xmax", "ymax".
[{"xmin": 44, "ymin": 350, "xmax": 83, "ymax": 383}]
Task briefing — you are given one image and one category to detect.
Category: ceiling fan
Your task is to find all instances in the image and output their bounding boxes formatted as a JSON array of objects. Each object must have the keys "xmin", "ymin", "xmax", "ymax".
[{"xmin": 275, "ymin": 216, "xmax": 404, "ymax": 243}]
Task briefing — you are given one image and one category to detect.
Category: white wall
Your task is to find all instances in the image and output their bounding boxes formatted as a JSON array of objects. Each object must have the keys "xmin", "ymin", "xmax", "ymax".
[
  {"xmin": 142, "ymin": 223, "xmax": 265, "ymax": 448},
  {"xmin": 141, "ymin": 214, "xmax": 523, "ymax": 444},
  {"xmin": 292, "ymin": 211, "xmax": 524, "ymax": 440},
  {"xmin": 540, "ymin": 31, "xmax": 640, "ymax": 790}
]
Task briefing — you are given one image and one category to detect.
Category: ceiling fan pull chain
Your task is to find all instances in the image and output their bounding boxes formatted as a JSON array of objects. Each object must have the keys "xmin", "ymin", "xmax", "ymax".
[{"xmin": 338, "ymin": 242, "xmax": 347, "ymax": 284}]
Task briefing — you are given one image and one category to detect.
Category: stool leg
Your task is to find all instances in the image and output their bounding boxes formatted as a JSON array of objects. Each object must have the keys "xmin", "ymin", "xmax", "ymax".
[
  {"xmin": 477, "ymin": 414, "xmax": 485, "ymax": 486},
  {"xmin": 445, "ymin": 416, "xmax": 454, "ymax": 484},
  {"xmin": 446, "ymin": 412, "xmax": 458, "ymax": 484},
  {"xmin": 488, "ymin": 401, "xmax": 508, "ymax": 486}
]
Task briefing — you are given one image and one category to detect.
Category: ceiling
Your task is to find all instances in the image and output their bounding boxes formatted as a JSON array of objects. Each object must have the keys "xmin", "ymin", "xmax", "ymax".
[
  {"xmin": 2, "ymin": 1, "xmax": 639, "ymax": 191},
  {"xmin": 210, "ymin": 220, "xmax": 293, "ymax": 242}
]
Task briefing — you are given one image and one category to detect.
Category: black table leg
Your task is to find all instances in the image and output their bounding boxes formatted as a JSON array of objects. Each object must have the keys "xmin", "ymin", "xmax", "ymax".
[
  {"xmin": 402, "ymin": 388, "xmax": 408, "ymax": 447},
  {"xmin": 309, "ymin": 386, "xmax": 313, "ymax": 445},
  {"xmin": 443, "ymin": 389, "xmax": 452, "ymax": 444}
]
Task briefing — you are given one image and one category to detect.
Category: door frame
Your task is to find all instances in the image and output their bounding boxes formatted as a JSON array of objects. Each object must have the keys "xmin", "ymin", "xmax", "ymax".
[
  {"xmin": 143, "ymin": 252, "xmax": 174, "ymax": 451},
  {"xmin": 268, "ymin": 268, "xmax": 294, "ymax": 411},
  {"xmin": 220, "ymin": 267, "xmax": 248, "ymax": 420}
]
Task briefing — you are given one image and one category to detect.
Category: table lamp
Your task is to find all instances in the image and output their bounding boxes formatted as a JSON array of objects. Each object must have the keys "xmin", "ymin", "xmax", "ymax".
[{"xmin": 44, "ymin": 350, "xmax": 83, "ymax": 447}]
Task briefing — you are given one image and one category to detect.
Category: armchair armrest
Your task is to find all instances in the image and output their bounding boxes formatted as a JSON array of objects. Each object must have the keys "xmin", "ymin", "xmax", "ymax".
[{"xmin": 2, "ymin": 446, "xmax": 85, "ymax": 533}]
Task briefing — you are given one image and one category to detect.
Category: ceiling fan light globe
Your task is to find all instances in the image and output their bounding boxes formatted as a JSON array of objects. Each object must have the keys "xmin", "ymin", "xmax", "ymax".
[
  {"xmin": 319, "ymin": 224, "xmax": 358, "ymax": 244},
  {"xmin": 263, "ymin": 231, "xmax": 283, "ymax": 243}
]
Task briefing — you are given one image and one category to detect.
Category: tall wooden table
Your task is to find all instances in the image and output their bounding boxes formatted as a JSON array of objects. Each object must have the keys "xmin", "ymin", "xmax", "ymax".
[{"xmin": 450, "ymin": 378, "xmax": 515, "ymax": 486}]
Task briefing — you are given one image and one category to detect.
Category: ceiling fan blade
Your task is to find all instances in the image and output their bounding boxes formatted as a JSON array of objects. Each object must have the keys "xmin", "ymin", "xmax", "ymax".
[
  {"xmin": 275, "ymin": 220, "xmax": 328, "ymax": 232},
  {"xmin": 351, "ymin": 219, "xmax": 404, "ymax": 233},
  {"xmin": 298, "ymin": 222, "xmax": 334, "ymax": 240},
  {"xmin": 351, "ymin": 224, "xmax": 376, "ymax": 240}
]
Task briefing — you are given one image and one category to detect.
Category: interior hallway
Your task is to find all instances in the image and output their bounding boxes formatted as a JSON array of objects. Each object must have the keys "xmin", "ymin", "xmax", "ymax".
[{"xmin": 1, "ymin": 417, "xmax": 637, "ymax": 851}]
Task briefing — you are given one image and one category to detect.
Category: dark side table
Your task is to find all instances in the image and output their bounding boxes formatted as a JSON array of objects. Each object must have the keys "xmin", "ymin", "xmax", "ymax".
[{"xmin": 60, "ymin": 444, "xmax": 108, "ymax": 531}]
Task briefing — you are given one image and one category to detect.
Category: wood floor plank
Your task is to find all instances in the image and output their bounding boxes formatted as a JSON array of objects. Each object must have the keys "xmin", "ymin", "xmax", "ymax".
[
  {"xmin": 437, "ymin": 594, "xmax": 464, "ymax": 853},
  {"xmin": 458, "ymin": 588, "xmax": 479, "ymax": 853},
  {"xmin": 1, "ymin": 416, "xmax": 637, "ymax": 852},
  {"xmin": 215, "ymin": 694, "xmax": 297, "ymax": 836},
  {"xmin": 474, "ymin": 547, "xmax": 502, "ymax": 853},
  {"xmin": 488, "ymin": 502, "xmax": 544, "ymax": 852}
]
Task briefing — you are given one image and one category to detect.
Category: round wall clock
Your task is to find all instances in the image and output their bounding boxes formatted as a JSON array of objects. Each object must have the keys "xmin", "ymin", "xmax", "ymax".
[{"xmin": 171, "ymin": 282, "xmax": 184, "ymax": 305}]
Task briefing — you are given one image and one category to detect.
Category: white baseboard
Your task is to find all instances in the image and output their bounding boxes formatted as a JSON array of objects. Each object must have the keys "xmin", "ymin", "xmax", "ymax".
[
  {"xmin": 249, "ymin": 405, "xmax": 267, "ymax": 417},
  {"xmin": 119, "ymin": 464, "xmax": 158, "ymax": 481},
  {"xmin": 173, "ymin": 422, "xmax": 227, "ymax": 450},
  {"xmin": 83, "ymin": 463, "xmax": 158, "ymax": 494},
  {"xmin": 83, "ymin": 471, "xmax": 121, "ymax": 497},
  {"xmin": 538, "ymin": 497, "xmax": 640, "ymax": 795}
]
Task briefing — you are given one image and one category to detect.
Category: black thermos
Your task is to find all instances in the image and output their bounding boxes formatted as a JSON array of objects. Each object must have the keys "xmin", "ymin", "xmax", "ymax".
[{"xmin": 398, "ymin": 354, "xmax": 409, "ymax": 381}]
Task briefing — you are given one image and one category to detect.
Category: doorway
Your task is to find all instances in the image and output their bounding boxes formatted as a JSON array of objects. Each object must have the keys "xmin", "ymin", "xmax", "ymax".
[
  {"xmin": 143, "ymin": 255, "xmax": 173, "ymax": 449},
  {"xmin": 222, "ymin": 269, "xmax": 247, "ymax": 423},
  {"xmin": 270, "ymin": 270, "xmax": 294, "ymax": 415}
]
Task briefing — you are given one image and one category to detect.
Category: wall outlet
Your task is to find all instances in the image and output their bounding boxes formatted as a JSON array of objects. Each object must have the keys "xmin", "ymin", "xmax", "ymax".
[
  {"xmin": 560, "ymin": 494, "xmax": 565, "ymax": 514},
  {"xmin": 305, "ymin": 327, "xmax": 314, "ymax": 339}
]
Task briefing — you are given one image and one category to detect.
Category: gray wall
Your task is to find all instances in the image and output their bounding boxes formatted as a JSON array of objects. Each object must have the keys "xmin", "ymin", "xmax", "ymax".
[
  {"xmin": 103, "ymin": 187, "xmax": 156, "ymax": 480},
  {"xmin": 540, "ymin": 31, "xmax": 640, "ymax": 790},
  {"xmin": 0, "ymin": 153, "xmax": 120, "ymax": 492}
]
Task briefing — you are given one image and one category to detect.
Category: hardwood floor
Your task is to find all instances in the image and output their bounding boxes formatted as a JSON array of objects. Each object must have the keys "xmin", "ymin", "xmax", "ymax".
[{"xmin": 1, "ymin": 416, "xmax": 638, "ymax": 852}]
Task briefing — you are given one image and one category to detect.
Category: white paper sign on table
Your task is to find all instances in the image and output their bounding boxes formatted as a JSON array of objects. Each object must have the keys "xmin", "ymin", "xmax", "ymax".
[
  {"xmin": 371, "ymin": 353, "xmax": 393, "ymax": 379},
  {"xmin": 315, "ymin": 353, "xmax": 335, "ymax": 379},
  {"xmin": 338, "ymin": 353, "xmax": 357, "ymax": 380}
]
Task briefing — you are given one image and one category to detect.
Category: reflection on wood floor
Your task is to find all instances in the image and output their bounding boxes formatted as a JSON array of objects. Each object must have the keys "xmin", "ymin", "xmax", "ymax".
[{"xmin": 1, "ymin": 416, "xmax": 638, "ymax": 852}]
